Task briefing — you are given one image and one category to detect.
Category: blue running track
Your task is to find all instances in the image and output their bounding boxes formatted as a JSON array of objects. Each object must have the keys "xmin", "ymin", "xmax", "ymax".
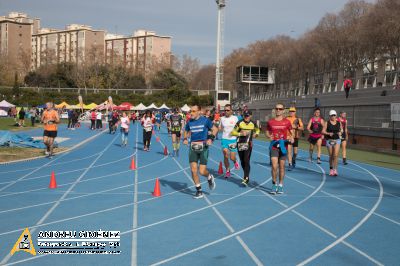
[{"xmin": 0, "ymin": 122, "xmax": 399, "ymax": 265}]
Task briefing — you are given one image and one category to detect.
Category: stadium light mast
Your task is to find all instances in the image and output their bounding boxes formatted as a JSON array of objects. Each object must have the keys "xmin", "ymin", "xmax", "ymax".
[{"xmin": 215, "ymin": 0, "xmax": 225, "ymax": 108}]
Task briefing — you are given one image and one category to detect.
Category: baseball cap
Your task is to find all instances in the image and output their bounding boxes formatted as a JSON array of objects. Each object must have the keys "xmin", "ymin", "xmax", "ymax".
[
  {"xmin": 289, "ymin": 107, "xmax": 296, "ymax": 112},
  {"xmin": 243, "ymin": 110, "xmax": 252, "ymax": 116},
  {"xmin": 329, "ymin": 110, "xmax": 337, "ymax": 116}
]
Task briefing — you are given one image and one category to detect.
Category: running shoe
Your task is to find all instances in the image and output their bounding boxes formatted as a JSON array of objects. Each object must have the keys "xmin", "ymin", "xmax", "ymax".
[
  {"xmin": 44, "ymin": 150, "xmax": 49, "ymax": 155},
  {"xmin": 234, "ymin": 161, "xmax": 240, "ymax": 170},
  {"xmin": 288, "ymin": 164, "xmax": 293, "ymax": 171},
  {"xmin": 292, "ymin": 162, "xmax": 296, "ymax": 168},
  {"xmin": 333, "ymin": 169, "xmax": 338, "ymax": 176},
  {"xmin": 241, "ymin": 177, "xmax": 249, "ymax": 186},
  {"xmin": 143, "ymin": 147, "xmax": 147, "ymax": 151},
  {"xmin": 277, "ymin": 185, "xmax": 284, "ymax": 194},
  {"xmin": 208, "ymin": 174, "xmax": 216, "ymax": 190},
  {"xmin": 329, "ymin": 169, "xmax": 334, "ymax": 176},
  {"xmin": 308, "ymin": 157, "xmax": 312, "ymax": 163},
  {"xmin": 193, "ymin": 190, "xmax": 204, "ymax": 199},
  {"xmin": 270, "ymin": 184, "xmax": 278, "ymax": 194},
  {"xmin": 225, "ymin": 171, "xmax": 231, "ymax": 179},
  {"xmin": 317, "ymin": 158, "xmax": 321, "ymax": 164},
  {"xmin": 343, "ymin": 159, "xmax": 348, "ymax": 165}
]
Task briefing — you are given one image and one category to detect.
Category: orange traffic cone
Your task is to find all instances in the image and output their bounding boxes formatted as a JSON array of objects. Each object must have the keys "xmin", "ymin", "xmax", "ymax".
[
  {"xmin": 49, "ymin": 171, "xmax": 57, "ymax": 189},
  {"xmin": 152, "ymin": 178, "xmax": 161, "ymax": 197},
  {"xmin": 163, "ymin": 146, "xmax": 168, "ymax": 156},
  {"xmin": 218, "ymin": 161, "xmax": 223, "ymax": 175},
  {"xmin": 156, "ymin": 136, "xmax": 160, "ymax": 142},
  {"xmin": 130, "ymin": 157, "xmax": 136, "ymax": 170}
]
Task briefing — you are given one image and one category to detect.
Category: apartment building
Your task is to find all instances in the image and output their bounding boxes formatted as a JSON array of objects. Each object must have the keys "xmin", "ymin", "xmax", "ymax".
[
  {"xmin": 31, "ymin": 24, "xmax": 105, "ymax": 69},
  {"xmin": 0, "ymin": 12, "xmax": 39, "ymax": 70},
  {"xmin": 105, "ymin": 30, "xmax": 171, "ymax": 73}
]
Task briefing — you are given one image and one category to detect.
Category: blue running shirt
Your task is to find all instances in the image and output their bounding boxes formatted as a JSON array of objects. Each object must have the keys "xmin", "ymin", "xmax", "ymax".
[{"xmin": 185, "ymin": 116, "xmax": 213, "ymax": 142}]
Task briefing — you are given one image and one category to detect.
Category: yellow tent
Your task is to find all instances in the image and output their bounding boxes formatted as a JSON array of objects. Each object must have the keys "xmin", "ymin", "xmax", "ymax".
[
  {"xmin": 55, "ymin": 101, "xmax": 70, "ymax": 109},
  {"xmin": 84, "ymin": 103, "xmax": 98, "ymax": 110}
]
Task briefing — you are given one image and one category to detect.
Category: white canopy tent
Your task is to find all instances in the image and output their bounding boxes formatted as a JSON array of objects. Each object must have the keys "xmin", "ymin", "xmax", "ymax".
[
  {"xmin": 146, "ymin": 103, "xmax": 158, "ymax": 110},
  {"xmin": 181, "ymin": 104, "xmax": 190, "ymax": 112},
  {"xmin": 134, "ymin": 103, "xmax": 147, "ymax": 111},
  {"xmin": 0, "ymin": 100, "xmax": 15, "ymax": 108},
  {"xmin": 157, "ymin": 103, "xmax": 170, "ymax": 110},
  {"xmin": 0, "ymin": 100, "xmax": 15, "ymax": 117}
]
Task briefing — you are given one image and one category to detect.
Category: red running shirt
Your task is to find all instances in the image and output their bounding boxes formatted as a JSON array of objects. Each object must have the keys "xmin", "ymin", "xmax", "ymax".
[{"xmin": 267, "ymin": 118, "xmax": 292, "ymax": 140}]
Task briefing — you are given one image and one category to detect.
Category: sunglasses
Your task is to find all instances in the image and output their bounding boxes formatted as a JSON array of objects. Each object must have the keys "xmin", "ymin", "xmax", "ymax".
[
  {"xmin": 224, "ymin": 109, "xmax": 231, "ymax": 112},
  {"xmin": 275, "ymin": 108, "xmax": 284, "ymax": 111}
]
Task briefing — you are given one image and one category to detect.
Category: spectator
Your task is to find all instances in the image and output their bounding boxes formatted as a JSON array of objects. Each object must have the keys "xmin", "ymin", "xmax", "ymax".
[
  {"xmin": 71, "ymin": 110, "xmax": 78, "ymax": 130},
  {"xmin": 344, "ymin": 78, "xmax": 352, "ymax": 99},
  {"xmin": 29, "ymin": 106, "xmax": 37, "ymax": 127},
  {"xmin": 18, "ymin": 108, "xmax": 26, "ymax": 127},
  {"xmin": 90, "ymin": 110, "xmax": 96, "ymax": 130},
  {"xmin": 96, "ymin": 110, "xmax": 102, "ymax": 130},
  {"xmin": 67, "ymin": 109, "xmax": 74, "ymax": 129},
  {"xmin": 314, "ymin": 97, "xmax": 320, "ymax": 108}
]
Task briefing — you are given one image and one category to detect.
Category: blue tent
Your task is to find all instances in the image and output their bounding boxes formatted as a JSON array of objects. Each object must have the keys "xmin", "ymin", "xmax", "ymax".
[{"xmin": 0, "ymin": 130, "xmax": 57, "ymax": 149}]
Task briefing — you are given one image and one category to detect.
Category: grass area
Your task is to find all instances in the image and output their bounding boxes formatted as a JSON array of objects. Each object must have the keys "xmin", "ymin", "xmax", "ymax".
[
  {"xmin": 0, "ymin": 147, "xmax": 68, "ymax": 162},
  {"xmin": 257, "ymin": 135, "xmax": 400, "ymax": 171},
  {"xmin": 0, "ymin": 117, "xmax": 43, "ymax": 131}
]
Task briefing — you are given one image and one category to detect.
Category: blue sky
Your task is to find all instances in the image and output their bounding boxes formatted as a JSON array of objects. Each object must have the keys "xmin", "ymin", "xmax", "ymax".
[{"xmin": 0, "ymin": 0, "xmax": 375, "ymax": 65}]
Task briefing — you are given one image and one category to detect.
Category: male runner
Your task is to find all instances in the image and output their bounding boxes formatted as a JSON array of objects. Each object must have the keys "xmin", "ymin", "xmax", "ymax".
[
  {"xmin": 266, "ymin": 103, "xmax": 293, "ymax": 194},
  {"xmin": 41, "ymin": 102, "xmax": 60, "ymax": 158},
  {"xmin": 286, "ymin": 107, "xmax": 304, "ymax": 170},
  {"xmin": 170, "ymin": 108, "xmax": 183, "ymax": 157},
  {"xmin": 183, "ymin": 105, "xmax": 218, "ymax": 199},
  {"xmin": 219, "ymin": 104, "xmax": 239, "ymax": 178}
]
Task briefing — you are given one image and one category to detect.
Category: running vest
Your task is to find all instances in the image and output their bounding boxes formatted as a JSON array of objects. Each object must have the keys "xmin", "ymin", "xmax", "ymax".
[
  {"xmin": 170, "ymin": 114, "xmax": 182, "ymax": 132},
  {"xmin": 43, "ymin": 110, "xmax": 58, "ymax": 131},
  {"xmin": 310, "ymin": 117, "xmax": 323, "ymax": 137},
  {"xmin": 326, "ymin": 120, "xmax": 341, "ymax": 140}
]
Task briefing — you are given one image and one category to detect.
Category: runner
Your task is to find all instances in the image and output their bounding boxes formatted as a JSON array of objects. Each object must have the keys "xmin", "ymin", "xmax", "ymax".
[
  {"xmin": 111, "ymin": 110, "xmax": 119, "ymax": 134},
  {"xmin": 165, "ymin": 111, "xmax": 172, "ymax": 135},
  {"xmin": 322, "ymin": 110, "xmax": 343, "ymax": 176},
  {"xmin": 338, "ymin": 111, "xmax": 349, "ymax": 165},
  {"xmin": 183, "ymin": 105, "xmax": 218, "ymax": 199},
  {"xmin": 213, "ymin": 110, "xmax": 221, "ymax": 140},
  {"xmin": 231, "ymin": 110, "xmax": 260, "ymax": 186},
  {"xmin": 155, "ymin": 111, "xmax": 162, "ymax": 131},
  {"xmin": 266, "ymin": 103, "xmax": 293, "ymax": 194},
  {"xmin": 286, "ymin": 107, "xmax": 304, "ymax": 170},
  {"xmin": 141, "ymin": 110, "xmax": 154, "ymax": 151},
  {"xmin": 170, "ymin": 108, "xmax": 183, "ymax": 157},
  {"xmin": 219, "ymin": 104, "xmax": 240, "ymax": 178},
  {"xmin": 41, "ymin": 102, "xmax": 60, "ymax": 158},
  {"xmin": 306, "ymin": 107, "xmax": 325, "ymax": 164},
  {"xmin": 90, "ymin": 110, "xmax": 96, "ymax": 130},
  {"xmin": 120, "ymin": 112, "xmax": 130, "ymax": 147}
]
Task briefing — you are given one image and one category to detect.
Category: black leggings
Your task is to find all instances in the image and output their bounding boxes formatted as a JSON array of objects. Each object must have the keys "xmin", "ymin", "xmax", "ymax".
[
  {"xmin": 143, "ymin": 130, "xmax": 152, "ymax": 148},
  {"xmin": 238, "ymin": 147, "xmax": 252, "ymax": 178}
]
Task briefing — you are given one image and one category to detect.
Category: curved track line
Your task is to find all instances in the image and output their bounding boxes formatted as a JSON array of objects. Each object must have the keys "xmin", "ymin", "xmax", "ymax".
[
  {"xmin": 149, "ymin": 160, "xmax": 327, "ymax": 266},
  {"xmin": 297, "ymin": 162, "xmax": 383, "ymax": 265}
]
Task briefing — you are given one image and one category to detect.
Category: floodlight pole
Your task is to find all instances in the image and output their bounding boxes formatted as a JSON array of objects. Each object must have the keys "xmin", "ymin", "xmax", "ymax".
[{"xmin": 215, "ymin": 0, "xmax": 225, "ymax": 108}]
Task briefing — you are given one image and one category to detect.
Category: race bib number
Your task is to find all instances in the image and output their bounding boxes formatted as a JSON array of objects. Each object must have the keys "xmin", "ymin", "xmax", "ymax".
[
  {"xmin": 172, "ymin": 120, "xmax": 180, "ymax": 126},
  {"xmin": 237, "ymin": 143, "xmax": 249, "ymax": 151},
  {"xmin": 228, "ymin": 143, "xmax": 237, "ymax": 149},
  {"xmin": 328, "ymin": 140, "xmax": 337, "ymax": 146},
  {"xmin": 144, "ymin": 127, "xmax": 152, "ymax": 132},
  {"xmin": 190, "ymin": 142, "xmax": 204, "ymax": 152}
]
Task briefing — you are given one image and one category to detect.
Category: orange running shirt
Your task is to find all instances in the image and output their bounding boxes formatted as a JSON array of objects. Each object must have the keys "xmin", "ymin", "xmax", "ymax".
[{"xmin": 43, "ymin": 110, "xmax": 58, "ymax": 131}]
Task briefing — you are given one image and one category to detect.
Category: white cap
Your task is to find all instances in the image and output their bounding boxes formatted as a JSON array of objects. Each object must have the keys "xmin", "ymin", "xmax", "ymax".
[{"xmin": 329, "ymin": 110, "xmax": 337, "ymax": 116}]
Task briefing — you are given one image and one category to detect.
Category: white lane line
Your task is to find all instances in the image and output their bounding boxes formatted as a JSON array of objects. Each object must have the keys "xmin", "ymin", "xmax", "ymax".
[
  {"xmin": 297, "ymin": 162, "xmax": 384, "ymax": 266},
  {"xmin": 0, "ymin": 132, "xmax": 119, "ymax": 265},
  {"xmin": 131, "ymin": 124, "xmax": 139, "ymax": 266},
  {"xmin": 0, "ymin": 154, "xmax": 167, "ymax": 199},
  {"xmin": 149, "ymin": 157, "xmax": 326, "ymax": 266},
  {"xmin": 0, "ymin": 166, "xmax": 186, "ymax": 214},
  {"xmin": 255, "ymin": 163, "xmax": 384, "ymax": 265},
  {"xmin": 0, "ymin": 152, "xmax": 101, "ymax": 175},
  {"xmin": 151, "ymin": 132, "xmax": 264, "ymax": 266}
]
